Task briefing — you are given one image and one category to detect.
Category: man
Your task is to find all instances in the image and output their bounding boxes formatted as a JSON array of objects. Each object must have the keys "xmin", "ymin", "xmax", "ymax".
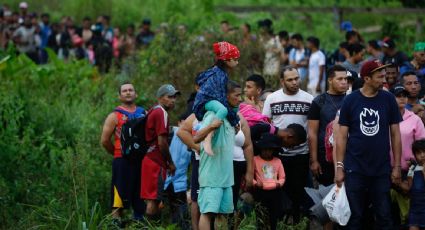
[
  {"xmin": 382, "ymin": 38, "xmax": 409, "ymax": 67},
  {"xmin": 342, "ymin": 43, "xmax": 365, "ymax": 74},
  {"xmin": 335, "ymin": 59, "xmax": 402, "ymax": 229},
  {"xmin": 136, "ymin": 18, "xmax": 154, "ymax": 48},
  {"xmin": 400, "ymin": 71, "xmax": 421, "ymax": 111},
  {"xmin": 141, "ymin": 84, "xmax": 178, "ymax": 219},
  {"xmin": 220, "ymin": 20, "xmax": 232, "ymax": 36},
  {"xmin": 306, "ymin": 36, "xmax": 326, "ymax": 96},
  {"xmin": 240, "ymin": 74, "xmax": 266, "ymax": 125},
  {"xmin": 278, "ymin": 30, "xmax": 292, "ymax": 66},
  {"xmin": 262, "ymin": 66, "xmax": 313, "ymax": 223},
  {"xmin": 345, "ymin": 30, "xmax": 360, "ymax": 45},
  {"xmin": 12, "ymin": 15, "xmax": 38, "ymax": 63},
  {"xmin": 38, "ymin": 13, "xmax": 51, "ymax": 64},
  {"xmin": 308, "ymin": 65, "xmax": 348, "ymax": 186},
  {"xmin": 100, "ymin": 83, "xmax": 146, "ymax": 225},
  {"xmin": 400, "ymin": 42, "xmax": 425, "ymax": 97},
  {"xmin": 366, "ymin": 39, "xmax": 384, "ymax": 62},
  {"xmin": 289, "ymin": 34, "xmax": 309, "ymax": 88},
  {"xmin": 77, "ymin": 17, "xmax": 93, "ymax": 44},
  {"xmin": 384, "ymin": 63, "xmax": 398, "ymax": 90},
  {"xmin": 193, "ymin": 80, "xmax": 242, "ymax": 230}
]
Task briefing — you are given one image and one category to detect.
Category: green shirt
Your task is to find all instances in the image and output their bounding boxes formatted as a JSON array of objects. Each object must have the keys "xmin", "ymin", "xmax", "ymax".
[{"xmin": 199, "ymin": 111, "xmax": 235, "ymax": 188}]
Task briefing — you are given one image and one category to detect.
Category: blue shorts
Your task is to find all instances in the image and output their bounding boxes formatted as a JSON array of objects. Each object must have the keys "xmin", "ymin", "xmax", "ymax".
[{"xmin": 198, "ymin": 187, "xmax": 233, "ymax": 214}]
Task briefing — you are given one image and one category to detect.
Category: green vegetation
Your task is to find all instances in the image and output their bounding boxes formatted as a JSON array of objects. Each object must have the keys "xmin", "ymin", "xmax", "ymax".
[{"xmin": 1, "ymin": 0, "xmax": 424, "ymax": 229}]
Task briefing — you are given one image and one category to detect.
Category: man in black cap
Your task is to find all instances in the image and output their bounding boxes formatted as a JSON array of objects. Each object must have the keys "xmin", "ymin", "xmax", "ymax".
[{"xmin": 382, "ymin": 37, "xmax": 409, "ymax": 67}]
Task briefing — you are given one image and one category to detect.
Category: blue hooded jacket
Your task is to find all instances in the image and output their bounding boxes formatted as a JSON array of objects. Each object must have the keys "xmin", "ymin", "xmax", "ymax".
[{"xmin": 164, "ymin": 127, "xmax": 192, "ymax": 193}]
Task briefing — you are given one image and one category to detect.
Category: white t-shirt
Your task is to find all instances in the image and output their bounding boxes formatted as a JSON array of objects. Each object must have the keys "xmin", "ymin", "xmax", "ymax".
[
  {"xmin": 262, "ymin": 89, "xmax": 313, "ymax": 130},
  {"xmin": 308, "ymin": 50, "xmax": 326, "ymax": 90},
  {"xmin": 233, "ymin": 129, "xmax": 246, "ymax": 161}
]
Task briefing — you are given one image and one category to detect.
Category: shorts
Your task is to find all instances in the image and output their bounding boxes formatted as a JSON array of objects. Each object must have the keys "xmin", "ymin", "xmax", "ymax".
[
  {"xmin": 190, "ymin": 154, "xmax": 200, "ymax": 202},
  {"xmin": 111, "ymin": 157, "xmax": 145, "ymax": 213},
  {"xmin": 198, "ymin": 187, "xmax": 233, "ymax": 214},
  {"xmin": 141, "ymin": 156, "xmax": 166, "ymax": 200}
]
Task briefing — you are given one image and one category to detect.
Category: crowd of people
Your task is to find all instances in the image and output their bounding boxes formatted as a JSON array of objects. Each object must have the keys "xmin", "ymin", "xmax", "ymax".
[
  {"xmin": 9, "ymin": 1, "xmax": 423, "ymax": 229},
  {"xmin": 0, "ymin": 2, "xmax": 156, "ymax": 72},
  {"xmin": 100, "ymin": 38, "xmax": 425, "ymax": 230}
]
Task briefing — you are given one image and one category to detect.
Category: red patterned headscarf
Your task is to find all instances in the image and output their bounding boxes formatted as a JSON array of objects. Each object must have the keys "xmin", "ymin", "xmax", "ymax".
[{"xmin": 213, "ymin": 41, "xmax": 240, "ymax": 61}]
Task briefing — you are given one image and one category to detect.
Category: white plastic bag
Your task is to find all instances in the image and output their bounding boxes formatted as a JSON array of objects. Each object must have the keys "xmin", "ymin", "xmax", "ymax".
[{"xmin": 322, "ymin": 183, "xmax": 351, "ymax": 226}]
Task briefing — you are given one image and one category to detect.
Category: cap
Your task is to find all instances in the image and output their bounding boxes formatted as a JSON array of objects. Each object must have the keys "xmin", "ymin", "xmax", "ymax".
[
  {"xmin": 346, "ymin": 70, "xmax": 358, "ymax": 79},
  {"xmin": 360, "ymin": 59, "xmax": 390, "ymax": 78},
  {"xmin": 19, "ymin": 2, "xmax": 28, "ymax": 9},
  {"xmin": 340, "ymin": 21, "xmax": 353, "ymax": 32},
  {"xmin": 381, "ymin": 37, "xmax": 395, "ymax": 49},
  {"xmin": 414, "ymin": 42, "xmax": 425, "ymax": 52},
  {"xmin": 156, "ymin": 84, "xmax": 180, "ymax": 98},
  {"xmin": 254, "ymin": 133, "xmax": 281, "ymax": 149},
  {"xmin": 389, "ymin": 84, "xmax": 408, "ymax": 97}
]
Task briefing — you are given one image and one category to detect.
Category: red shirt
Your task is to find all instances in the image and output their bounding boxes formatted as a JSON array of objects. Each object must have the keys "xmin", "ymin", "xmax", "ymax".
[{"xmin": 145, "ymin": 105, "xmax": 168, "ymax": 167}]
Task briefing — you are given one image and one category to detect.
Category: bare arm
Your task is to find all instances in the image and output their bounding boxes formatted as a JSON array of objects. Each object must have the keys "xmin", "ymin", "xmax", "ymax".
[
  {"xmin": 335, "ymin": 125, "xmax": 348, "ymax": 187},
  {"xmin": 332, "ymin": 116, "xmax": 340, "ymax": 167},
  {"xmin": 158, "ymin": 135, "xmax": 175, "ymax": 175},
  {"xmin": 176, "ymin": 114, "xmax": 200, "ymax": 152},
  {"xmin": 317, "ymin": 65, "xmax": 325, "ymax": 89},
  {"xmin": 390, "ymin": 123, "xmax": 402, "ymax": 184},
  {"xmin": 240, "ymin": 116, "xmax": 254, "ymax": 188},
  {"xmin": 100, "ymin": 113, "xmax": 116, "ymax": 155},
  {"xmin": 193, "ymin": 119, "xmax": 222, "ymax": 144},
  {"xmin": 308, "ymin": 120, "xmax": 321, "ymax": 176}
]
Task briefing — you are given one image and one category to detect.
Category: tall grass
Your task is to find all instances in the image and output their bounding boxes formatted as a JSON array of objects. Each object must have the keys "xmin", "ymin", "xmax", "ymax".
[{"xmin": 0, "ymin": 0, "xmax": 423, "ymax": 228}]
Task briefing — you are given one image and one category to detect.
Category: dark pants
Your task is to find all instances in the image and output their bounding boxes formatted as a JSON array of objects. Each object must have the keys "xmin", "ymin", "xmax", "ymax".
[
  {"xmin": 344, "ymin": 170, "xmax": 392, "ymax": 230},
  {"xmin": 165, "ymin": 184, "xmax": 190, "ymax": 229},
  {"xmin": 317, "ymin": 151, "xmax": 335, "ymax": 186},
  {"xmin": 111, "ymin": 157, "xmax": 145, "ymax": 219},
  {"xmin": 279, "ymin": 154, "xmax": 310, "ymax": 223},
  {"xmin": 232, "ymin": 161, "xmax": 247, "ymax": 209},
  {"xmin": 254, "ymin": 188, "xmax": 283, "ymax": 230}
]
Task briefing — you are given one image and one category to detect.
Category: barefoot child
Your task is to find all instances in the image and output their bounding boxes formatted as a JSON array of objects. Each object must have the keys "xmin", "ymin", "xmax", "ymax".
[
  {"xmin": 253, "ymin": 133, "xmax": 286, "ymax": 230},
  {"xmin": 193, "ymin": 41, "xmax": 240, "ymax": 155}
]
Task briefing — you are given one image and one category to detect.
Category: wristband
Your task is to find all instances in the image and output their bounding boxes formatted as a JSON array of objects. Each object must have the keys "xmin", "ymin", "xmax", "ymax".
[
  {"xmin": 336, "ymin": 165, "xmax": 344, "ymax": 169},
  {"xmin": 336, "ymin": 161, "xmax": 344, "ymax": 167}
]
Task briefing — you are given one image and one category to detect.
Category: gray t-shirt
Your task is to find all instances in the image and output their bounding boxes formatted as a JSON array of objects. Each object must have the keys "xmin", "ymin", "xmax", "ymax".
[
  {"xmin": 341, "ymin": 60, "xmax": 362, "ymax": 74},
  {"xmin": 13, "ymin": 26, "xmax": 36, "ymax": 53}
]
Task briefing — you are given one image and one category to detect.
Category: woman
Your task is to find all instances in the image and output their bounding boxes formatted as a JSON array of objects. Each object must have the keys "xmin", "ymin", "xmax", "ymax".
[{"xmin": 390, "ymin": 84, "xmax": 425, "ymax": 226}]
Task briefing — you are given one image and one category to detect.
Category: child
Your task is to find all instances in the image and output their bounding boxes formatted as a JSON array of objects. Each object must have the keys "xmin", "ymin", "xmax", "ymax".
[
  {"xmin": 164, "ymin": 116, "xmax": 192, "ymax": 229},
  {"xmin": 192, "ymin": 41, "xmax": 240, "ymax": 155},
  {"xmin": 406, "ymin": 139, "xmax": 425, "ymax": 230},
  {"xmin": 253, "ymin": 133, "xmax": 286, "ymax": 230}
]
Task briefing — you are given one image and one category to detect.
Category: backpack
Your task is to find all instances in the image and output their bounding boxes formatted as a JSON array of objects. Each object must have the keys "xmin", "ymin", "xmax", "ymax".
[
  {"xmin": 317, "ymin": 93, "xmax": 337, "ymax": 163},
  {"xmin": 115, "ymin": 107, "xmax": 147, "ymax": 159},
  {"xmin": 324, "ymin": 120, "xmax": 335, "ymax": 163}
]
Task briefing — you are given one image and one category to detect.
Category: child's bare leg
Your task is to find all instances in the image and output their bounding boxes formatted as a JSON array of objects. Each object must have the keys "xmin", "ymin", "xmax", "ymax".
[{"xmin": 203, "ymin": 132, "xmax": 214, "ymax": 156}]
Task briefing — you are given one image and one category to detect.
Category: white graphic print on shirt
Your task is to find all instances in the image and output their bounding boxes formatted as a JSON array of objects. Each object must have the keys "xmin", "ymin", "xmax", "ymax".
[
  {"xmin": 270, "ymin": 101, "xmax": 310, "ymax": 116},
  {"xmin": 360, "ymin": 108, "xmax": 380, "ymax": 136}
]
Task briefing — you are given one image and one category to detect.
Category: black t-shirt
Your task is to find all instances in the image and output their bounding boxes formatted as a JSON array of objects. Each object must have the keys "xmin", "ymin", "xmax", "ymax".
[
  {"xmin": 383, "ymin": 51, "xmax": 409, "ymax": 67},
  {"xmin": 307, "ymin": 93, "xmax": 345, "ymax": 161}
]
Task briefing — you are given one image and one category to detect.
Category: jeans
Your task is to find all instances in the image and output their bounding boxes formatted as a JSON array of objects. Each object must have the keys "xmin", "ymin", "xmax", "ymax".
[{"xmin": 344, "ymin": 170, "xmax": 392, "ymax": 230}]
